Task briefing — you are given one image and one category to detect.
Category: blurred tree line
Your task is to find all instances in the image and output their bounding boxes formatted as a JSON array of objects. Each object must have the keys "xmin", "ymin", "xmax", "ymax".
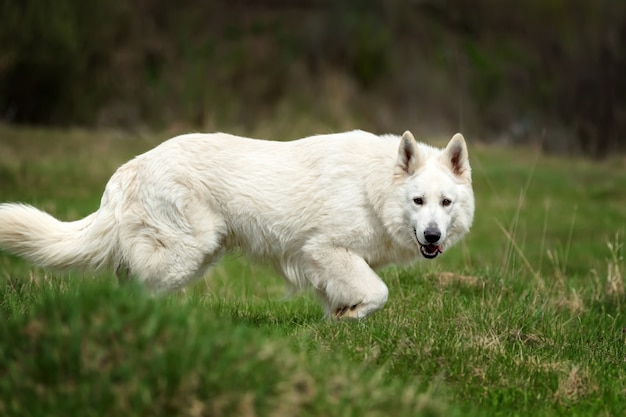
[{"xmin": 0, "ymin": 0, "xmax": 624, "ymax": 157}]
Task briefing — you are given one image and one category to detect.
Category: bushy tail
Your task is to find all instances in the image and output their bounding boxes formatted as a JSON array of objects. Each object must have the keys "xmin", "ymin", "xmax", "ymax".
[{"xmin": 0, "ymin": 203, "xmax": 116, "ymax": 271}]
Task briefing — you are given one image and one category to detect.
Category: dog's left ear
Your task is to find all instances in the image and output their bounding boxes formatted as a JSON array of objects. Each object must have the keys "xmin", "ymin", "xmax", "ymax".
[
  {"xmin": 395, "ymin": 130, "xmax": 421, "ymax": 177},
  {"xmin": 442, "ymin": 133, "xmax": 471, "ymax": 182}
]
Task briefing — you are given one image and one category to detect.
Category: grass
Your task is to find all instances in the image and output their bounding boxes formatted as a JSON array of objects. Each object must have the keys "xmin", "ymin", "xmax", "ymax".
[{"xmin": 0, "ymin": 124, "xmax": 625, "ymax": 416}]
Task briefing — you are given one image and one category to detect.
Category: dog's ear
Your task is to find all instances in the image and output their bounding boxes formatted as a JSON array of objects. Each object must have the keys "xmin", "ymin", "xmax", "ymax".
[
  {"xmin": 442, "ymin": 133, "xmax": 471, "ymax": 182},
  {"xmin": 395, "ymin": 131, "xmax": 421, "ymax": 177}
]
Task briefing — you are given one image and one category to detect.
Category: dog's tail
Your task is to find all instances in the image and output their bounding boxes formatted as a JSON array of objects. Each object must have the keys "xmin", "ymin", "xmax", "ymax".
[{"xmin": 0, "ymin": 203, "xmax": 116, "ymax": 271}]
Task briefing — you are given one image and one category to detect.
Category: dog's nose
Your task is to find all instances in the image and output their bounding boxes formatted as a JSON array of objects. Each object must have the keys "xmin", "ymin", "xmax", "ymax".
[{"xmin": 424, "ymin": 226, "xmax": 441, "ymax": 243}]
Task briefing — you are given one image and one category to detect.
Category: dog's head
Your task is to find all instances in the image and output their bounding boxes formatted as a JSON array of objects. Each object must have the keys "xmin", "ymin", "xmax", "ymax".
[{"xmin": 394, "ymin": 131, "xmax": 475, "ymax": 259}]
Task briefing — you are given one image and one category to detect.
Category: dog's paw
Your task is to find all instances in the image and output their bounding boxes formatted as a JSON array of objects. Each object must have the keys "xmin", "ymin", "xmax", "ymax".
[{"xmin": 334, "ymin": 303, "xmax": 360, "ymax": 319}]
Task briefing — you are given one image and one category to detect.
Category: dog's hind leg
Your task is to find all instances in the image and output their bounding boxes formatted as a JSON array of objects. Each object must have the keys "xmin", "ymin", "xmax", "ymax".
[
  {"xmin": 122, "ymin": 231, "xmax": 226, "ymax": 293},
  {"xmin": 118, "ymin": 202, "xmax": 228, "ymax": 293},
  {"xmin": 301, "ymin": 246, "xmax": 389, "ymax": 319}
]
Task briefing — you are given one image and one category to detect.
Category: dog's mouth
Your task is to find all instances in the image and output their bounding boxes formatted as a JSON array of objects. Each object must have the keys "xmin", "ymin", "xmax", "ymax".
[{"xmin": 419, "ymin": 243, "xmax": 442, "ymax": 259}]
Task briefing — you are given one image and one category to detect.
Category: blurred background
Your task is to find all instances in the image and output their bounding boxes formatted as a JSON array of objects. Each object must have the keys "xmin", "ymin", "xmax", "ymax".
[{"xmin": 1, "ymin": 0, "xmax": 625, "ymax": 157}]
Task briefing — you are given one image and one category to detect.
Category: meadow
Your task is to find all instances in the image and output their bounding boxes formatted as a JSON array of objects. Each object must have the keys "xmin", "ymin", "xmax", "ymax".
[{"xmin": 0, "ymin": 125, "xmax": 624, "ymax": 416}]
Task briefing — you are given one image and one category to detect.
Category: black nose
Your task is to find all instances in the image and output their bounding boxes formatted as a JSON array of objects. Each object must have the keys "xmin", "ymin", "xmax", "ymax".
[{"xmin": 424, "ymin": 226, "xmax": 441, "ymax": 243}]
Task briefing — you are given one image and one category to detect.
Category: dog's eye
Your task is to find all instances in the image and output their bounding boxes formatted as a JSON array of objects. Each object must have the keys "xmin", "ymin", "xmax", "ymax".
[
  {"xmin": 413, "ymin": 197, "xmax": 424, "ymax": 205},
  {"xmin": 442, "ymin": 198, "xmax": 452, "ymax": 207}
]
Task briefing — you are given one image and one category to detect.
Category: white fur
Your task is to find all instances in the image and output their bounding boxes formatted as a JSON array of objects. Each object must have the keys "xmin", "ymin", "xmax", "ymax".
[{"xmin": 0, "ymin": 130, "xmax": 474, "ymax": 318}]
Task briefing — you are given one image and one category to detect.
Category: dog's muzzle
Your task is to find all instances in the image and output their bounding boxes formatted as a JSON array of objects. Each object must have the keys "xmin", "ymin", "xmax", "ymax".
[
  {"xmin": 417, "ymin": 225, "xmax": 443, "ymax": 259},
  {"xmin": 419, "ymin": 243, "xmax": 442, "ymax": 259}
]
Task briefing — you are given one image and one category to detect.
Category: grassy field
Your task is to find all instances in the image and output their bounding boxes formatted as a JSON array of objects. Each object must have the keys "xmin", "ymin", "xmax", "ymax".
[{"xmin": 0, "ymin": 125, "xmax": 625, "ymax": 416}]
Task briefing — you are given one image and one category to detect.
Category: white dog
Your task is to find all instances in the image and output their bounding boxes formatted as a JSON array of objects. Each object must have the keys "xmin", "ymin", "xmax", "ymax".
[{"xmin": 0, "ymin": 130, "xmax": 474, "ymax": 318}]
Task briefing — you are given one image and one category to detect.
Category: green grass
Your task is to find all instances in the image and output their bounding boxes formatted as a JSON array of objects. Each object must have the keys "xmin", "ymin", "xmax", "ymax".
[{"xmin": 0, "ymin": 125, "xmax": 625, "ymax": 416}]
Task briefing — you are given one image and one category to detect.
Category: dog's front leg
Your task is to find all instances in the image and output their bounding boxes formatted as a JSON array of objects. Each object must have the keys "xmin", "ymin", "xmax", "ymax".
[{"xmin": 303, "ymin": 247, "xmax": 389, "ymax": 319}]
